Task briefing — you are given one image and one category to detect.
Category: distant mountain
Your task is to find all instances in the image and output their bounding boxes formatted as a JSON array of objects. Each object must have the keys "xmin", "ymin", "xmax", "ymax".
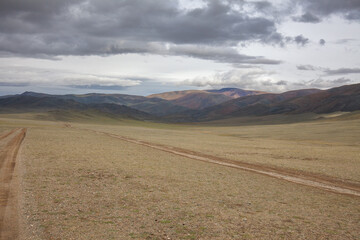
[
  {"xmin": 286, "ymin": 84, "xmax": 360, "ymax": 114},
  {"xmin": 21, "ymin": 91, "xmax": 52, "ymax": 98},
  {"xmin": 20, "ymin": 92, "xmax": 189, "ymax": 116},
  {"xmin": 171, "ymin": 84, "xmax": 360, "ymax": 121},
  {"xmin": 0, "ymin": 95, "xmax": 154, "ymax": 121},
  {"xmin": 1, "ymin": 84, "xmax": 358, "ymax": 123},
  {"xmin": 206, "ymin": 88, "xmax": 266, "ymax": 98},
  {"xmin": 148, "ymin": 88, "xmax": 265, "ymax": 109},
  {"xmin": 0, "ymin": 95, "xmax": 83, "ymax": 110}
]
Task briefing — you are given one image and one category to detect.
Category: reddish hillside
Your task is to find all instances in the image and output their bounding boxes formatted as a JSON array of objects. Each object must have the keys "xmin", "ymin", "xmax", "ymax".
[
  {"xmin": 288, "ymin": 84, "xmax": 360, "ymax": 113},
  {"xmin": 148, "ymin": 88, "xmax": 267, "ymax": 109},
  {"xmin": 148, "ymin": 90, "xmax": 204, "ymax": 101},
  {"xmin": 173, "ymin": 88, "xmax": 324, "ymax": 121}
]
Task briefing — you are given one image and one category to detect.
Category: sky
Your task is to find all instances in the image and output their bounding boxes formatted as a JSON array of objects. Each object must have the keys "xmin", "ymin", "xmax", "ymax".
[{"xmin": 0, "ymin": 0, "xmax": 359, "ymax": 96}]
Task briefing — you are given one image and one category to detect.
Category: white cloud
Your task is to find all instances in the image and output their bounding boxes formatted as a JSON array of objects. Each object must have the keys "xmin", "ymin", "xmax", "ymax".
[
  {"xmin": 0, "ymin": 66, "xmax": 141, "ymax": 88},
  {"xmin": 181, "ymin": 68, "xmax": 288, "ymax": 92}
]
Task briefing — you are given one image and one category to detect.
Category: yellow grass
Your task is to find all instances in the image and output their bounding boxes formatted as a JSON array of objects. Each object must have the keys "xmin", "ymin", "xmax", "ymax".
[
  {"xmin": 77, "ymin": 117, "xmax": 360, "ymax": 184},
  {"xmin": 0, "ymin": 115, "xmax": 359, "ymax": 239}
]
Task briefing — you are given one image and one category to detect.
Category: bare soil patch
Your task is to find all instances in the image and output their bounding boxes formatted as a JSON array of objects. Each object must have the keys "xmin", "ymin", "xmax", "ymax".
[
  {"xmin": 0, "ymin": 129, "xmax": 18, "ymax": 141},
  {"xmin": 0, "ymin": 128, "xmax": 26, "ymax": 240}
]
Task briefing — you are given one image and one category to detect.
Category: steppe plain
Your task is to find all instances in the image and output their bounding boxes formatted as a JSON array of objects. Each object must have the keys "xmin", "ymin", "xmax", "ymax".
[{"xmin": 0, "ymin": 112, "xmax": 359, "ymax": 239}]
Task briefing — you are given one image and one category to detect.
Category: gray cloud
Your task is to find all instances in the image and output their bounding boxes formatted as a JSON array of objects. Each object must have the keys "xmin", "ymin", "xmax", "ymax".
[
  {"xmin": 103, "ymin": 42, "xmax": 281, "ymax": 65},
  {"xmin": 335, "ymin": 38, "xmax": 358, "ymax": 44},
  {"xmin": 324, "ymin": 68, "xmax": 360, "ymax": 75},
  {"xmin": 300, "ymin": 77, "xmax": 353, "ymax": 88},
  {"xmin": 0, "ymin": 66, "xmax": 142, "ymax": 88},
  {"xmin": 293, "ymin": 12, "xmax": 321, "ymax": 23},
  {"xmin": 319, "ymin": 39, "xmax": 326, "ymax": 46},
  {"xmin": 275, "ymin": 80, "xmax": 287, "ymax": 86},
  {"xmin": 296, "ymin": 0, "xmax": 360, "ymax": 21},
  {"xmin": 298, "ymin": 65, "xmax": 360, "ymax": 76},
  {"xmin": 70, "ymin": 84, "xmax": 129, "ymax": 91},
  {"xmin": 0, "ymin": 82, "xmax": 30, "ymax": 87},
  {"xmin": 0, "ymin": 0, "xmax": 286, "ymax": 64},
  {"xmin": 294, "ymin": 35, "xmax": 309, "ymax": 46},
  {"xmin": 182, "ymin": 67, "xmax": 357, "ymax": 93},
  {"xmin": 297, "ymin": 65, "xmax": 318, "ymax": 71},
  {"xmin": 168, "ymin": 44, "xmax": 281, "ymax": 64}
]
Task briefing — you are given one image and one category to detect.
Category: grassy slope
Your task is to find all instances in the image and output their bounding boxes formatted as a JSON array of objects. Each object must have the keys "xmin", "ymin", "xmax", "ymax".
[
  {"xmin": 0, "ymin": 110, "xmax": 150, "ymax": 125},
  {"xmin": 73, "ymin": 112, "xmax": 360, "ymax": 184},
  {"xmin": 0, "ymin": 119, "xmax": 357, "ymax": 239}
]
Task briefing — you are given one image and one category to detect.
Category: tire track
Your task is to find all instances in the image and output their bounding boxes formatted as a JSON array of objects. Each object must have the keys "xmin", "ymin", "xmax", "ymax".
[
  {"xmin": 78, "ymin": 127, "xmax": 360, "ymax": 197},
  {"xmin": 0, "ymin": 129, "xmax": 19, "ymax": 141},
  {"xmin": 0, "ymin": 128, "xmax": 27, "ymax": 239}
]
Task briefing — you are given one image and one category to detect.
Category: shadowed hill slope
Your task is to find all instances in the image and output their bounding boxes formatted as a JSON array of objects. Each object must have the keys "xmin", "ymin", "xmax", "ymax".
[
  {"xmin": 206, "ymin": 88, "xmax": 266, "ymax": 98},
  {"xmin": 21, "ymin": 92, "xmax": 189, "ymax": 116},
  {"xmin": 0, "ymin": 95, "xmax": 154, "ymax": 121}
]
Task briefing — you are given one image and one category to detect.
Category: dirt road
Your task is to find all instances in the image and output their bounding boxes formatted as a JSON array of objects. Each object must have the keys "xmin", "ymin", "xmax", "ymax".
[
  {"xmin": 0, "ymin": 128, "xmax": 26, "ymax": 240},
  {"xmin": 79, "ymin": 127, "xmax": 360, "ymax": 198}
]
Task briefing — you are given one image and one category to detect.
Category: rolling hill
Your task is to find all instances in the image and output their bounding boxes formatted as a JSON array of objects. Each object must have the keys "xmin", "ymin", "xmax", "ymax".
[
  {"xmin": 172, "ymin": 84, "xmax": 359, "ymax": 121},
  {"xmin": 0, "ymin": 83, "xmax": 359, "ymax": 123},
  {"xmin": 21, "ymin": 92, "xmax": 189, "ymax": 116},
  {"xmin": 0, "ymin": 95, "xmax": 154, "ymax": 121},
  {"xmin": 287, "ymin": 84, "xmax": 360, "ymax": 113},
  {"xmin": 148, "ymin": 88, "xmax": 266, "ymax": 109}
]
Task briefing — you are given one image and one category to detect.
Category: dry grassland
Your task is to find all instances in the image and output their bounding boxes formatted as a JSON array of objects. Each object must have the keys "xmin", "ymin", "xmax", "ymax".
[
  {"xmin": 0, "ymin": 116, "xmax": 359, "ymax": 239},
  {"xmin": 79, "ymin": 117, "xmax": 360, "ymax": 184}
]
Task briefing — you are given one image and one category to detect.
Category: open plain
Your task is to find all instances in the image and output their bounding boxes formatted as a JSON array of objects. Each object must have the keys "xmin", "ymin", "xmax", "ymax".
[{"xmin": 0, "ymin": 113, "xmax": 359, "ymax": 239}]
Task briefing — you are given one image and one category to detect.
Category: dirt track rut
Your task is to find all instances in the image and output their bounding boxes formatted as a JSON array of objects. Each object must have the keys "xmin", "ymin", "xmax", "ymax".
[
  {"xmin": 0, "ymin": 128, "xmax": 26, "ymax": 240},
  {"xmin": 79, "ymin": 127, "xmax": 360, "ymax": 198}
]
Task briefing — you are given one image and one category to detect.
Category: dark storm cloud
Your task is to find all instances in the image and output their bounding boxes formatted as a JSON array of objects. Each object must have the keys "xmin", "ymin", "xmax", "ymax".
[
  {"xmin": 0, "ymin": 0, "xmax": 285, "ymax": 64},
  {"xmin": 324, "ymin": 68, "xmax": 360, "ymax": 75},
  {"xmin": 168, "ymin": 45, "xmax": 281, "ymax": 64},
  {"xmin": 293, "ymin": 12, "xmax": 321, "ymax": 23},
  {"xmin": 296, "ymin": 0, "xmax": 360, "ymax": 21}
]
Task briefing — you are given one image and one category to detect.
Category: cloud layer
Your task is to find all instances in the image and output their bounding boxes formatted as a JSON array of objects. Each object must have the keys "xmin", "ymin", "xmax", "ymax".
[
  {"xmin": 1, "ymin": 0, "xmax": 358, "ymax": 63},
  {"xmin": 0, "ymin": 0, "xmax": 359, "ymax": 95},
  {"xmin": 0, "ymin": 0, "xmax": 290, "ymax": 64},
  {"xmin": 296, "ymin": 0, "xmax": 360, "ymax": 22}
]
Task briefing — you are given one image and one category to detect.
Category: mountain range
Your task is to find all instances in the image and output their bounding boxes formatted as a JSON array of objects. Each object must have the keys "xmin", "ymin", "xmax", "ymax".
[{"xmin": 0, "ymin": 83, "xmax": 359, "ymax": 122}]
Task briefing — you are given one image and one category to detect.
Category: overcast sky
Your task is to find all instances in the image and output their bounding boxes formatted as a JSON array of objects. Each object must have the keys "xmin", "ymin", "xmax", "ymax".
[{"xmin": 0, "ymin": 0, "xmax": 359, "ymax": 96}]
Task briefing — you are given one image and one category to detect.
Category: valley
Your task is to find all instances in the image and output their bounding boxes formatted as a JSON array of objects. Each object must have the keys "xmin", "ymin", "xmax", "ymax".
[{"xmin": 0, "ymin": 111, "xmax": 359, "ymax": 239}]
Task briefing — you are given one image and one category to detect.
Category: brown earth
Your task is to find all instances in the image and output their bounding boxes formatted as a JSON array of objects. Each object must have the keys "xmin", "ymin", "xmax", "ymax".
[
  {"xmin": 77, "ymin": 126, "xmax": 360, "ymax": 198},
  {"xmin": 0, "ymin": 129, "xmax": 18, "ymax": 141},
  {"xmin": 0, "ymin": 128, "xmax": 26, "ymax": 240}
]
